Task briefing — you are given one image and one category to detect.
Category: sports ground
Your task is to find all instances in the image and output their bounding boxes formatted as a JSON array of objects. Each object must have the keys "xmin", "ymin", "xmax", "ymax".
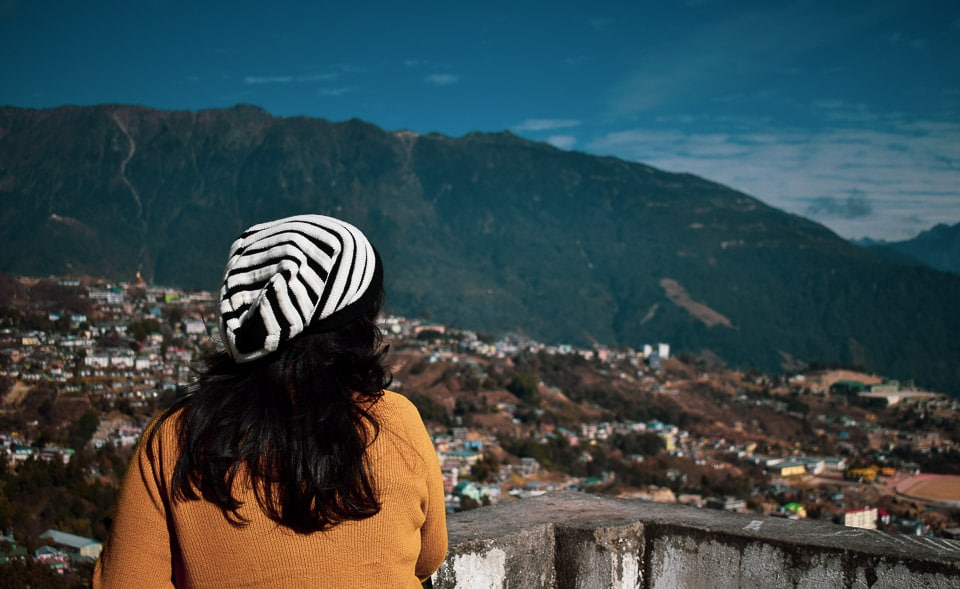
[{"xmin": 896, "ymin": 474, "xmax": 960, "ymax": 505}]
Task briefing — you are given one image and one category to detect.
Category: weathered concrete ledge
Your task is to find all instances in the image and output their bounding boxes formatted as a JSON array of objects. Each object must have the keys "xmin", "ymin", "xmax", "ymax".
[{"xmin": 432, "ymin": 491, "xmax": 960, "ymax": 588}]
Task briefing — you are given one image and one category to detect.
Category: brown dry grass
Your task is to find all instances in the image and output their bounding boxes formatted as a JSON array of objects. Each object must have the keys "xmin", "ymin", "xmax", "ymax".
[
  {"xmin": 2, "ymin": 381, "xmax": 30, "ymax": 406},
  {"xmin": 659, "ymin": 278, "xmax": 735, "ymax": 328},
  {"xmin": 900, "ymin": 475, "xmax": 960, "ymax": 502}
]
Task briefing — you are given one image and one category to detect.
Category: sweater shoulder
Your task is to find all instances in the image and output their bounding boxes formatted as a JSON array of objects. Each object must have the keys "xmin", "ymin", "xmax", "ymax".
[
  {"xmin": 372, "ymin": 390, "xmax": 434, "ymax": 460},
  {"xmin": 376, "ymin": 390, "xmax": 423, "ymax": 422}
]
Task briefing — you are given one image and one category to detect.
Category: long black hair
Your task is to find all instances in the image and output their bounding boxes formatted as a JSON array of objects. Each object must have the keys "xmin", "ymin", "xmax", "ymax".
[{"xmin": 149, "ymin": 289, "xmax": 391, "ymax": 534}]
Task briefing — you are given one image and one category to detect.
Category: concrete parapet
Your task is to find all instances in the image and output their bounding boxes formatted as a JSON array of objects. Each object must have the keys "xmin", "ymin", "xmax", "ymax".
[{"xmin": 432, "ymin": 491, "xmax": 960, "ymax": 588}]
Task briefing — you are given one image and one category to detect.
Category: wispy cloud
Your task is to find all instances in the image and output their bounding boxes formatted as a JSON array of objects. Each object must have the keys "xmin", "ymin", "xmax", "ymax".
[
  {"xmin": 406, "ymin": 61, "xmax": 461, "ymax": 86},
  {"xmin": 297, "ymin": 73, "xmax": 339, "ymax": 83},
  {"xmin": 563, "ymin": 55, "xmax": 591, "ymax": 67},
  {"xmin": 514, "ymin": 118, "xmax": 582, "ymax": 131},
  {"xmin": 811, "ymin": 100, "xmax": 882, "ymax": 123},
  {"xmin": 331, "ymin": 63, "xmax": 372, "ymax": 74},
  {"xmin": 244, "ymin": 75, "xmax": 293, "ymax": 85},
  {"xmin": 425, "ymin": 73, "xmax": 460, "ymax": 86},
  {"xmin": 805, "ymin": 194, "xmax": 873, "ymax": 219},
  {"xmin": 318, "ymin": 86, "xmax": 358, "ymax": 97},
  {"xmin": 547, "ymin": 135, "xmax": 577, "ymax": 150},
  {"xmin": 244, "ymin": 72, "xmax": 340, "ymax": 85},
  {"xmin": 587, "ymin": 116, "xmax": 960, "ymax": 240}
]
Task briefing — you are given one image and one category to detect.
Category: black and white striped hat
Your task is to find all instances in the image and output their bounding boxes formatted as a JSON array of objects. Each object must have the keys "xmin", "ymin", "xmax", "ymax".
[{"xmin": 219, "ymin": 214, "xmax": 381, "ymax": 363}]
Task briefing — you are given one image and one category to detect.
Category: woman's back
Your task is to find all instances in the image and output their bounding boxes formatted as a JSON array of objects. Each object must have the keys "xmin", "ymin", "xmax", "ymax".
[
  {"xmin": 93, "ymin": 215, "xmax": 448, "ymax": 588},
  {"xmin": 95, "ymin": 391, "xmax": 446, "ymax": 588}
]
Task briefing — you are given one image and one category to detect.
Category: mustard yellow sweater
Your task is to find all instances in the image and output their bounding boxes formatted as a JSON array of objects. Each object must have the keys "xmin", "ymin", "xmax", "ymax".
[{"xmin": 93, "ymin": 391, "xmax": 448, "ymax": 588}]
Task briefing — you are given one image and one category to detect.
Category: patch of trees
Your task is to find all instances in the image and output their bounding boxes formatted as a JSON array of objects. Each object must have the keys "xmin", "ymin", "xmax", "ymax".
[
  {"xmin": 456, "ymin": 495, "xmax": 491, "ymax": 512},
  {"xmin": 891, "ymin": 446, "xmax": 960, "ymax": 476},
  {"xmin": 611, "ymin": 432, "xmax": 665, "ymax": 456},
  {"xmin": 505, "ymin": 373, "xmax": 539, "ymax": 404},
  {"xmin": 404, "ymin": 392, "xmax": 451, "ymax": 426},
  {"xmin": 0, "ymin": 558, "xmax": 93, "ymax": 589},
  {"xmin": 0, "ymin": 448, "xmax": 122, "ymax": 550},
  {"xmin": 501, "ymin": 434, "xmax": 579, "ymax": 473},
  {"xmin": 26, "ymin": 281, "xmax": 92, "ymax": 316},
  {"xmin": 465, "ymin": 453, "xmax": 500, "ymax": 483},
  {"xmin": 415, "ymin": 329, "xmax": 446, "ymax": 341},
  {"xmin": 0, "ymin": 389, "xmax": 98, "ymax": 449},
  {"xmin": 126, "ymin": 318, "xmax": 161, "ymax": 342}
]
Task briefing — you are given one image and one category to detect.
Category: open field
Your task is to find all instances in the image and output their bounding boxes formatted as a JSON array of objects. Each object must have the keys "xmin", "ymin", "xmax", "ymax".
[{"xmin": 896, "ymin": 475, "xmax": 960, "ymax": 504}]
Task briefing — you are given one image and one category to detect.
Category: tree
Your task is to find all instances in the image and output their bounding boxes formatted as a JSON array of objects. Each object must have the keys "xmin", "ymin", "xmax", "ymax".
[
  {"xmin": 467, "ymin": 453, "xmax": 500, "ymax": 483},
  {"xmin": 55, "ymin": 313, "xmax": 73, "ymax": 333},
  {"xmin": 457, "ymin": 495, "xmax": 490, "ymax": 512},
  {"xmin": 68, "ymin": 409, "xmax": 100, "ymax": 450},
  {"xmin": 166, "ymin": 306, "xmax": 184, "ymax": 326},
  {"xmin": 416, "ymin": 329, "xmax": 445, "ymax": 341},
  {"xmin": 612, "ymin": 432, "xmax": 665, "ymax": 456},
  {"xmin": 127, "ymin": 318, "xmax": 160, "ymax": 343},
  {"xmin": 506, "ymin": 373, "xmax": 540, "ymax": 404},
  {"xmin": 0, "ymin": 485, "xmax": 14, "ymax": 530},
  {"xmin": 1, "ymin": 559, "xmax": 77, "ymax": 589}
]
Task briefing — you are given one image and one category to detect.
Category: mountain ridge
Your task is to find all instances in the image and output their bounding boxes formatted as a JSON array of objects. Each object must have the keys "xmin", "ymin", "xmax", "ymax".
[
  {"xmin": 2, "ymin": 104, "xmax": 959, "ymax": 394},
  {"xmin": 856, "ymin": 222, "xmax": 960, "ymax": 276}
]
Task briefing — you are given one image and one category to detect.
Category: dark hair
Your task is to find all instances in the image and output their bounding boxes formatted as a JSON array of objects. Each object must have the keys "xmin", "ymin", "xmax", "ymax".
[{"xmin": 150, "ymin": 290, "xmax": 391, "ymax": 534}]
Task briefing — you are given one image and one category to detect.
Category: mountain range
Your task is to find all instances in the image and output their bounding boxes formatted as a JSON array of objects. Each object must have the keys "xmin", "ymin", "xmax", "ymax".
[
  {"xmin": 1, "ymin": 104, "xmax": 959, "ymax": 395},
  {"xmin": 853, "ymin": 223, "xmax": 960, "ymax": 276}
]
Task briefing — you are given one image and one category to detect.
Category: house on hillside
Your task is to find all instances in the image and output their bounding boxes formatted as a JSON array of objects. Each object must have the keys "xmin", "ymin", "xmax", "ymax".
[
  {"xmin": 773, "ymin": 458, "xmax": 807, "ymax": 477},
  {"xmin": 34, "ymin": 545, "xmax": 69, "ymax": 572},
  {"xmin": 778, "ymin": 502, "xmax": 807, "ymax": 519},
  {"xmin": 842, "ymin": 507, "xmax": 878, "ymax": 530},
  {"xmin": 823, "ymin": 457, "xmax": 847, "ymax": 472},
  {"xmin": 39, "ymin": 446, "xmax": 74, "ymax": 465},
  {"xmin": 0, "ymin": 534, "xmax": 28, "ymax": 564},
  {"xmin": 40, "ymin": 529, "xmax": 103, "ymax": 560},
  {"xmin": 801, "ymin": 457, "xmax": 826, "ymax": 475},
  {"xmin": 182, "ymin": 318, "xmax": 207, "ymax": 335}
]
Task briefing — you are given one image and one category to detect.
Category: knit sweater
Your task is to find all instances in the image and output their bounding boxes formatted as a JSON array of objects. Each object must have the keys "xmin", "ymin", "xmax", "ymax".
[{"xmin": 93, "ymin": 391, "xmax": 448, "ymax": 588}]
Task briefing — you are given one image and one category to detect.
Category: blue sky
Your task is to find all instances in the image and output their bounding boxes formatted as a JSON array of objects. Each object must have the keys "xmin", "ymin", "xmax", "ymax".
[{"xmin": 2, "ymin": 0, "xmax": 958, "ymax": 241}]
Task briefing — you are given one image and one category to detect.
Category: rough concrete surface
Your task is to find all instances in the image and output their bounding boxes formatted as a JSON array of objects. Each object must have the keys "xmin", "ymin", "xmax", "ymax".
[{"xmin": 432, "ymin": 491, "xmax": 960, "ymax": 589}]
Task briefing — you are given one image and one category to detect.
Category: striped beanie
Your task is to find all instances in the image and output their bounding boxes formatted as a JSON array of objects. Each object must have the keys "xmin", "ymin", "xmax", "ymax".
[{"xmin": 219, "ymin": 214, "xmax": 381, "ymax": 363}]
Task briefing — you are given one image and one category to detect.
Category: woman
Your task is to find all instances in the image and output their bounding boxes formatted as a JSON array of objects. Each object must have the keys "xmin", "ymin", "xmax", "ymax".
[{"xmin": 94, "ymin": 214, "xmax": 448, "ymax": 588}]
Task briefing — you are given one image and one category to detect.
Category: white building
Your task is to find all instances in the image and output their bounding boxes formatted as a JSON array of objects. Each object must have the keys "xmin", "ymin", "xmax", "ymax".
[
  {"xmin": 183, "ymin": 318, "xmax": 207, "ymax": 335},
  {"xmin": 84, "ymin": 354, "xmax": 111, "ymax": 368},
  {"xmin": 39, "ymin": 529, "xmax": 103, "ymax": 560},
  {"xmin": 844, "ymin": 507, "xmax": 878, "ymax": 530}
]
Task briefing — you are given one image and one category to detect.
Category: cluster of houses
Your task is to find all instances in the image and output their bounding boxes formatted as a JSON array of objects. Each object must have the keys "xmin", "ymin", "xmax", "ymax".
[
  {"xmin": 1, "ymin": 281, "xmax": 214, "ymax": 406},
  {"xmin": 3, "ymin": 277, "xmax": 672, "ymax": 409},
  {"xmin": 0, "ymin": 529, "xmax": 102, "ymax": 573},
  {"xmin": 0, "ymin": 275, "xmax": 957, "ymax": 576},
  {"xmin": 0, "ymin": 433, "xmax": 75, "ymax": 466},
  {"xmin": 742, "ymin": 453, "xmax": 849, "ymax": 477}
]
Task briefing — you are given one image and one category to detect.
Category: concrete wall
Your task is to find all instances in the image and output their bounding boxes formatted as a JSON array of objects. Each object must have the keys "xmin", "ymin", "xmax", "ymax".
[{"xmin": 432, "ymin": 491, "xmax": 960, "ymax": 589}]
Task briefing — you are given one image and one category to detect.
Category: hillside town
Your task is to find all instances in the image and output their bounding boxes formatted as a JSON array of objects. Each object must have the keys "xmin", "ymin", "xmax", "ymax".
[{"xmin": 0, "ymin": 274, "xmax": 958, "ymax": 583}]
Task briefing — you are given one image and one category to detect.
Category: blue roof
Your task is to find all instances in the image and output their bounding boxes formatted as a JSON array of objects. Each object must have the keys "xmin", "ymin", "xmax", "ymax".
[{"xmin": 40, "ymin": 529, "xmax": 100, "ymax": 550}]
